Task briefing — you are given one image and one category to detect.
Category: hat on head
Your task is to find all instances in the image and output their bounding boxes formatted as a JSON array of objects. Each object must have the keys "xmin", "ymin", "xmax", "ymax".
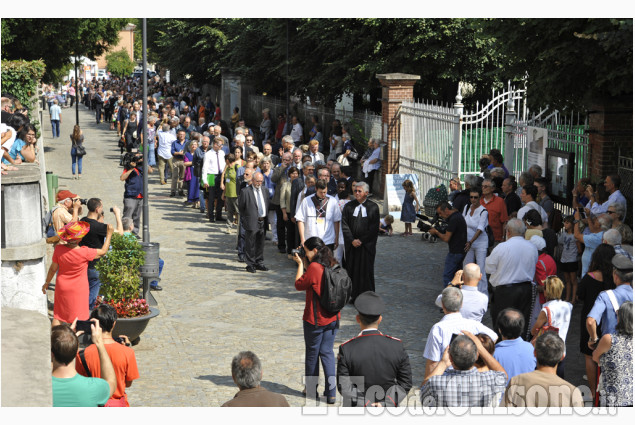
[
  {"xmin": 612, "ymin": 254, "xmax": 633, "ymax": 272},
  {"xmin": 354, "ymin": 291, "xmax": 385, "ymax": 316},
  {"xmin": 57, "ymin": 221, "xmax": 90, "ymax": 242},
  {"xmin": 57, "ymin": 190, "xmax": 77, "ymax": 202},
  {"xmin": 529, "ymin": 235, "xmax": 546, "ymax": 251}
]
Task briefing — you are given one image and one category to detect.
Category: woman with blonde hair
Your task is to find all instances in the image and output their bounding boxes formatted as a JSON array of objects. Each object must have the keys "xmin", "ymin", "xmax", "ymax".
[
  {"xmin": 70, "ymin": 125, "xmax": 84, "ymax": 179},
  {"xmin": 531, "ymin": 275, "xmax": 572, "ymax": 378}
]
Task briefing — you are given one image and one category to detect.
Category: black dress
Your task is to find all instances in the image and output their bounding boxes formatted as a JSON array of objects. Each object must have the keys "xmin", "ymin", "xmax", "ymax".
[{"xmin": 577, "ymin": 272, "xmax": 615, "ymax": 355}]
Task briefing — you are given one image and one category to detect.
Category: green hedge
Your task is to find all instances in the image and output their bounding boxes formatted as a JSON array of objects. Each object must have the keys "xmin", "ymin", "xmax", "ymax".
[{"xmin": 1, "ymin": 60, "xmax": 46, "ymax": 135}]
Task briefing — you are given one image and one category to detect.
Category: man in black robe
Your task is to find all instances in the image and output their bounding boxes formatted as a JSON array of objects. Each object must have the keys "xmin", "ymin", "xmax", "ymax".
[{"xmin": 341, "ymin": 181, "xmax": 380, "ymax": 302}]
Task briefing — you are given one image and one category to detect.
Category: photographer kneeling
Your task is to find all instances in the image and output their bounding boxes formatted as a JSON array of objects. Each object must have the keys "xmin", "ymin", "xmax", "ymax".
[
  {"xmin": 120, "ymin": 152, "xmax": 152, "ymax": 236},
  {"xmin": 293, "ymin": 237, "xmax": 339, "ymax": 404}
]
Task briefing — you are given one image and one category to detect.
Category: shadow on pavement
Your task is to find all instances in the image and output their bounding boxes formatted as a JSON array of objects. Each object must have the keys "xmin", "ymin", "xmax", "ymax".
[{"xmin": 195, "ymin": 375, "xmax": 305, "ymax": 399}]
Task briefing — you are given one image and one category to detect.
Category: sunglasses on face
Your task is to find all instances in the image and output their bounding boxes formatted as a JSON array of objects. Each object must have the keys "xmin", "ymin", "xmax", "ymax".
[{"xmin": 470, "ymin": 196, "xmax": 480, "ymax": 199}]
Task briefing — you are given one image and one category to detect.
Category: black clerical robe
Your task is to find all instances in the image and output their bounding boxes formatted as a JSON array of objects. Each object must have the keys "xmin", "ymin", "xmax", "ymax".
[{"xmin": 341, "ymin": 198, "xmax": 380, "ymax": 301}]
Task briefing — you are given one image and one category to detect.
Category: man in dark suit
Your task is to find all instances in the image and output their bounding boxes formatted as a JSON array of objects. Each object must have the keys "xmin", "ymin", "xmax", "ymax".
[
  {"xmin": 238, "ymin": 172, "xmax": 269, "ymax": 273},
  {"xmin": 235, "ymin": 168, "xmax": 254, "ymax": 263},
  {"xmin": 502, "ymin": 177, "xmax": 522, "ymax": 217},
  {"xmin": 337, "ymin": 291, "xmax": 412, "ymax": 407}
]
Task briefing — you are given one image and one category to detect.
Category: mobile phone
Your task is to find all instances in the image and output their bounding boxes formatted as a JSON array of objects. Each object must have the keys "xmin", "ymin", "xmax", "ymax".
[
  {"xmin": 450, "ymin": 333, "xmax": 460, "ymax": 344},
  {"xmin": 577, "ymin": 207, "xmax": 586, "ymax": 219},
  {"xmin": 76, "ymin": 320, "xmax": 93, "ymax": 334}
]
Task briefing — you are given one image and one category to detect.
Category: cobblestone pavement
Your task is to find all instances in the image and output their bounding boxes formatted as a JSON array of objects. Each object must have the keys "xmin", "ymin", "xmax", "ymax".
[{"xmin": 42, "ymin": 106, "xmax": 588, "ymax": 408}]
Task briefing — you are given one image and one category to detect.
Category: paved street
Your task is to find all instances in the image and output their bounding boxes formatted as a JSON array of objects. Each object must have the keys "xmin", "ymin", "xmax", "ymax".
[{"xmin": 42, "ymin": 105, "xmax": 587, "ymax": 407}]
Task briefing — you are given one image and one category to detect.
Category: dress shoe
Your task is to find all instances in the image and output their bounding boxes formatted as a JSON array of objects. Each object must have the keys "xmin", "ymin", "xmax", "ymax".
[
  {"xmin": 238, "ymin": 255, "xmax": 245, "ymax": 262},
  {"xmin": 245, "ymin": 265, "xmax": 257, "ymax": 273},
  {"xmin": 150, "ymin": 285, "xmax": 163, "ymax": 291},
  {"xmin": 278, "ymin": 248, "xmax": 287, "ymax": 254},
  {"xmin": 209, "ymin": 217, "xmax": 216, "ymax": 223},
  {"xmin": 178, "ymin": 191, "xmax": 185, "ymax": 198},
  {"xmin": 170, "ymin": 192, "xmax": 176, "ymax": 197},
  {"xmin": 215, "ymin": 215, "xmax": 224, "ymax": 221},
  {"xmin": 255, "ymin": 264, "xmax": 269, "ymax": 271}
]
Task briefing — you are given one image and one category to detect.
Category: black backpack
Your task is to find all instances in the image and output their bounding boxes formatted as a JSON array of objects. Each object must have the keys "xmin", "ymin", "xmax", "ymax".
[{"xmin": 312, "ymin": 264, "xmax": 352, "ymax": 327}]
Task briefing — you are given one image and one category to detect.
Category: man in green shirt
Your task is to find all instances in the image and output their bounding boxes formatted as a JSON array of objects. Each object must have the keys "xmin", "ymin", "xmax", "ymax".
[{"xmin": 51, "ymin": 319, "xmax": 116, "ymax": 407}]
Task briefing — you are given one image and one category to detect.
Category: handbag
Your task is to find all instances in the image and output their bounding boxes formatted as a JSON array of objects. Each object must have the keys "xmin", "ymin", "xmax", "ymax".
[
  {"xmin": 531, "ymin": 306, "xmax": 559, "ymax": 346},
  {"xmin": 348, "ymin": 150, "xmax": 359, "ymax": 160},
  {"xmin": 337, "ymin": 154, "xmax": 349, "ymax": 166},
  {"xmin": 73, "ymin": 140, "xmax": 86, "ymax": 156}
]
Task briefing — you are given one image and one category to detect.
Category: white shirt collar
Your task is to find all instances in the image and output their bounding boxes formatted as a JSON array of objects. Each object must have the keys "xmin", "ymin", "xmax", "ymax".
[{"xmin": 353, "ymin": 202, "xmax": 367, "ymax": 217}]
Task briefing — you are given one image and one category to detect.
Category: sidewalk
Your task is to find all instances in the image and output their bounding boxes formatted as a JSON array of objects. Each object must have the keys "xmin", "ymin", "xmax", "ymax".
[{"xmin": 41, "ymin": 106, "xmax": 587, "ymax": 406}]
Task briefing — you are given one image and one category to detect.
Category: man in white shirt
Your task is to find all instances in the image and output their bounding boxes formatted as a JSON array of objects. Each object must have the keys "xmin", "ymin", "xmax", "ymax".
[
  {"xmin": 290, "ymin": 116, "xmax": 303, "ymax": 145},
  {"xmin": 517, "ymin": 184, "xmax": 548, "ymax": 225},
  {"xmin": 361, "ymin": 138, "xmax": 382, "ymax": 195},
  {"xmin": 435, "ymin": 264, "xmax": 489, "ymax": 322},
  {"xmin": 295, "ymin": 180, "xmax": 341, "ymax": 250},
  {"xmin": 485, "ymin": 218, "xmax": 538, "ymax": 340},
  {"xmin": 588, "ymin": 174, "xmax": 627, "ymax": 221},
  {"xmin": 422, "ymin": 286, "xmax": 498, "ymax": 383},
  {"xmin": 202, "ymin": 137, "xmax": 226, "ymax": 222},
  {"xmin": 156, "ymin": 123, "xmax": 176, "ymax": 185}
]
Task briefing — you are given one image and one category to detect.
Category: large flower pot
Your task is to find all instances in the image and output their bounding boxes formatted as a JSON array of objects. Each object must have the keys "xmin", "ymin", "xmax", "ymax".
[{"xmin": 112, "ymin": 307, "xmax": 160, "ymax": 345}]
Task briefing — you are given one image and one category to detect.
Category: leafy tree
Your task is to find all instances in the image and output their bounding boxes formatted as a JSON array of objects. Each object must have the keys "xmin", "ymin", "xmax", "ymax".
[
  {"xmin": 1, "ymin": 18, "xmax": 127, "ymax": 83},
  {"xmin": 106, "ymin": 49, "xmax": 135, "ymax": 77},
  {"xmin": 480, "ymin": 18, "xmax": 633, "ymax": 110}
]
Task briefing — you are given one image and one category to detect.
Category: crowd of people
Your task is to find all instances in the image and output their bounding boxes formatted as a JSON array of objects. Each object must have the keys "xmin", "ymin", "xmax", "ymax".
[{"xmin": 9, "ymin": 73, "xmax": 633, "ymax": 409}]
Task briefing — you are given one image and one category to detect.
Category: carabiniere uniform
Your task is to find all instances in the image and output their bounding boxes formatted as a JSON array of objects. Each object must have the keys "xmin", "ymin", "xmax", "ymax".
[{"xmin": 336, "ymin": 291, "xmax": 413, "ymax": 407}]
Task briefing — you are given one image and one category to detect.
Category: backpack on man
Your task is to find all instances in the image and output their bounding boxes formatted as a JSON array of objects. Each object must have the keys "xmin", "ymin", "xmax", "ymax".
[
  {"xmin": 312, "ymin": 264, "xmax": 352, "ymax": 327},
  {"xmin": 42, "ymin": 206, "xmax": 60, "ymax": 238}
]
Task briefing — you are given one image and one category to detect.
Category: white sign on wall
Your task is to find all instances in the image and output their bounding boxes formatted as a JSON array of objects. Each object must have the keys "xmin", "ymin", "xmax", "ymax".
[
  {"xmin": 527, "ymin": 126, "xmax": 547, "ymax": 176},
  {"xmin": 383, "ymin": 173, "xmax": 419, "ymax": 220}
]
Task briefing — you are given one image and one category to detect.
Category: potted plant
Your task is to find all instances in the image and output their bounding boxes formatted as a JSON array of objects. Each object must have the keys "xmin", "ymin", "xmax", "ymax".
[{"xmin": 95, "ymin": 233, "xmax": 159, "ymax": 344}]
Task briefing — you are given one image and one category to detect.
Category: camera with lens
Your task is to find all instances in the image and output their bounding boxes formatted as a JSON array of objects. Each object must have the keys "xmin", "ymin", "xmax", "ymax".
[
  {"xmin": 122, "ymin": 152, "xmax": 143, "ymax": 169},
  {"xmin": 291, "ymin": 246, "xmax": 306, "ymax": 257},
  {"xmin": 74, "ymin": 198, "xmax": 88, "ymax": 205},
  {"xmin": 416, "ymin": 213, "xmax": 447, "ymax": 243}
]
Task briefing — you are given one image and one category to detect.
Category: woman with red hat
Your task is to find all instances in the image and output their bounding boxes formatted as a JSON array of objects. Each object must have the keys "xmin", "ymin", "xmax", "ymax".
[{"xmin": 42, "ymin": 221, "xmax": 114, "ymax": 326}]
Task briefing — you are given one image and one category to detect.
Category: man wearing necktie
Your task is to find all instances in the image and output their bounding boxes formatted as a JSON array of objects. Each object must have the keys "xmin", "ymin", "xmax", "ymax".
[
  {"xmin": 202, "ymin": 137, "xmax": 226, "ymax": 222},
  {"xmin": 341, "ymin": 182, "xmax": 380, "ymax": 302},
  {"xmin": 308, "ymin": 140, "xmax": 324, "ymax": 164},
  {"xmin": 238, "ymin": 172, "xmax": 270, "ymax": 273}
]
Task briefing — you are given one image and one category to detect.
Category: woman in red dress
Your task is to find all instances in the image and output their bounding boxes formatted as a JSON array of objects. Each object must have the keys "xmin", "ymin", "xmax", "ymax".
[{"xmin": 43, "ymin": 221, "xmax": 113, "ymax": 326}]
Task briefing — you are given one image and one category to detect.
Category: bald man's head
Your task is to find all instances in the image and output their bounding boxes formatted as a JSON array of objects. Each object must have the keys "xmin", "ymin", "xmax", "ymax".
[{"xmin": 462, "ymin": 263, "xmax": 481, "ymax": 286}]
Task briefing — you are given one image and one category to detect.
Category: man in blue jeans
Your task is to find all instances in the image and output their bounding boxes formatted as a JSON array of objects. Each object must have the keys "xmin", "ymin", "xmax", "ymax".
[
  {"xmin": 80, "ymin": 199, "xmax": 123, "ymax": 309},
  {"xmin": 428, "ymin": 201, "xmax": 467, "ymax": 287},
  {"xmin": 49, "ymin": 98, "xmax": 62, "ymax": 138}
]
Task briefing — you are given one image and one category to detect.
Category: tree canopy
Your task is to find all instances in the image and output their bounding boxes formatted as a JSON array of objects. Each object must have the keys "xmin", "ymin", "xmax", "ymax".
[
  {"xmin": 1, "ymin": 18, "xmax": 127, "ymax": 83},
  {"xmin": 106, "ymin": 49, "xmax": 135, "ymax": 77},
  {"xmin": 480, "ymin": 18, "xmax": 633, "ymax": 111}
]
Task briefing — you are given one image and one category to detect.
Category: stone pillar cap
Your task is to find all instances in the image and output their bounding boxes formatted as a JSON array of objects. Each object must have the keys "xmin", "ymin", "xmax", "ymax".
[{"xmin": 376, "ymin": 73, "xmax": 421, "ymax": 81}]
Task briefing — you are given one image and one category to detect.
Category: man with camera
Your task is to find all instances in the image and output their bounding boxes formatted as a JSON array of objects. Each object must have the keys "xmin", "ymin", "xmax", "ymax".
[
  {"xmin": 51, "ymin": 319, "xmax": 117, "ymax": 406},
  {"xmin": 80, "ymin": 198, "xmax": 124, "ymax": 309},
  {"xmin": 120, "ymin": 152, "xmax": 149, "ymax": 236},
  {"xmin": 428, "ymin": 201, "xmax": 467, "ymax": 287},
  {"xmin": 75, "ymin": 305, "xmax": 140, "ymax": 407},
  {"xmin": 52, "ymin": 190, "xmax": 84, "ymax": 235},
  {"xmin": 434, "ymin": 264, "xmax": 489, "ymax": 322}
]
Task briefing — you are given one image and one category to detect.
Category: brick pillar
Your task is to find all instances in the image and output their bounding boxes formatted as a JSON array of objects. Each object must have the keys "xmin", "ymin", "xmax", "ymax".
[
  {"xmin": 376, "ymin": 73, "xmax": 420, "ymax": 193},
  {"xmin": 587, "ymin": 96, "xmax": 632, "ymax": 180}
]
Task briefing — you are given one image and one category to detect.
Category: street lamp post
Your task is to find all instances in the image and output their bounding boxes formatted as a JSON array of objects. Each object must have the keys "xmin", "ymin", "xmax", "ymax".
[{"xmin": 74, "ymin": 56, "xmax": 80, "ymax": 126}]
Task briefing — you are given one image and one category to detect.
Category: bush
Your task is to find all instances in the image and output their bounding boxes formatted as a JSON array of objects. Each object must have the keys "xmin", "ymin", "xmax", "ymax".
[
  {"xmin": 95, "ymin": 233, "xmax": 146, "ymax": 316},
  {"xmin": 1, "ymin": 60, "xmax": 46, "ymax": 136}
]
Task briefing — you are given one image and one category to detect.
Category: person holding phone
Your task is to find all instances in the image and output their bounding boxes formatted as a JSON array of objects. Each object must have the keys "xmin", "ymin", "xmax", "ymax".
[
  {"xmin": 51, "ymin": 318, "xmax": 117, "ymax": 407},
  {"xmin": 43, "ymin": 221, "xmax": 114, "ymax": 327}
]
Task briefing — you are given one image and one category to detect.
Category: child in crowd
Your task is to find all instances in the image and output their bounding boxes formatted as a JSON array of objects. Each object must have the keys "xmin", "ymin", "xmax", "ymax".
[
  {"xmin": 558, "ymin": 215, "xmax": 579, "ymax": 303},
  {"xmin": 400, "ymin": 179, "xmax": 419, "ymax": 236},
  {"xmin": 379, "ymin": 214, "xmax": 394, "ymax": 236}
]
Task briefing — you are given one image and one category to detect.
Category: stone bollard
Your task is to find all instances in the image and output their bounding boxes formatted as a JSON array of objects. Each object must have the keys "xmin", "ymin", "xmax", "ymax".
[{"xmin": 1, "ymin": 164, "xmax": 48, "ymax": 316}]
